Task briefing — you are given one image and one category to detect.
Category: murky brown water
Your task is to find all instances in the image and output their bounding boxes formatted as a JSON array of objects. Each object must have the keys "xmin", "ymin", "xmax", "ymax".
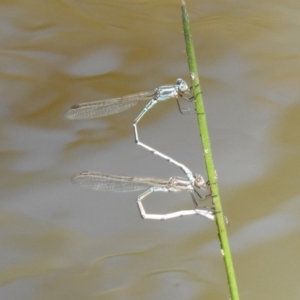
[{"xmin": 1, "ymin": 0, "xmax": 300, "ymax": 299}]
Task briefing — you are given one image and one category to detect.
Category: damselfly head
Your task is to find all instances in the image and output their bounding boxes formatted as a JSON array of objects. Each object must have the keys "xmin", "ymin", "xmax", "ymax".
[
  {"xmin": 193, "ymin": 173, "xmax": 206, "ymax": 188},
  {"xmin": 176, "ymin": 78, "xmax": 189, "ymax": 92}
]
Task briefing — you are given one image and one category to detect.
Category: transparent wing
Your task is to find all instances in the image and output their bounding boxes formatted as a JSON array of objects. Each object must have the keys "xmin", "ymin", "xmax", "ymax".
[
  {"xmin": 72, "ymin": 171, "xmax": 168, "ymax": 192},
  {"xmin": 64, "ymin": 91, "xmax": 154, "ymax": 119}
]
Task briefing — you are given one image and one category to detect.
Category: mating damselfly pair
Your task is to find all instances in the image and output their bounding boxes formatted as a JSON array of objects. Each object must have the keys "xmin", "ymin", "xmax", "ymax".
[{"xmin": 65, "ymin": 79, "xmax": 217, "ymax": 221}]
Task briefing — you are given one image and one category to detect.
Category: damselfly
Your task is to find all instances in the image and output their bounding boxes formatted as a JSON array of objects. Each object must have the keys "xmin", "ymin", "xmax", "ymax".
[
  {"xmin": 72, "ymin": 170, "xmax": 216, "ymax": 221},
  {"xmin": 64, "ymin": 79, "xmax": 196, "ymax": 182}
]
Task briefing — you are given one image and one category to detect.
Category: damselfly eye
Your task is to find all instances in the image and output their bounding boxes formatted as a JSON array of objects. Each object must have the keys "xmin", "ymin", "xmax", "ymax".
[{"xmin": 176, "ymin": 78, "xmax": 183, "ymax": 85}]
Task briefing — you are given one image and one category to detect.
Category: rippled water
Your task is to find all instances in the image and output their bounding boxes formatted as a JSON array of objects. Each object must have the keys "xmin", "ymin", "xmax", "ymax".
[{"xmin": 1, "ymin": 0, "xmax": 300, "ymax": 299}]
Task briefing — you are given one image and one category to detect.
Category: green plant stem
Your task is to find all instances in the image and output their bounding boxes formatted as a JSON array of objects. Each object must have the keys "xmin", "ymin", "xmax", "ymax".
[{"xmin": 181, "ymin": 1, "xmax": 240, "ymax": 299}]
